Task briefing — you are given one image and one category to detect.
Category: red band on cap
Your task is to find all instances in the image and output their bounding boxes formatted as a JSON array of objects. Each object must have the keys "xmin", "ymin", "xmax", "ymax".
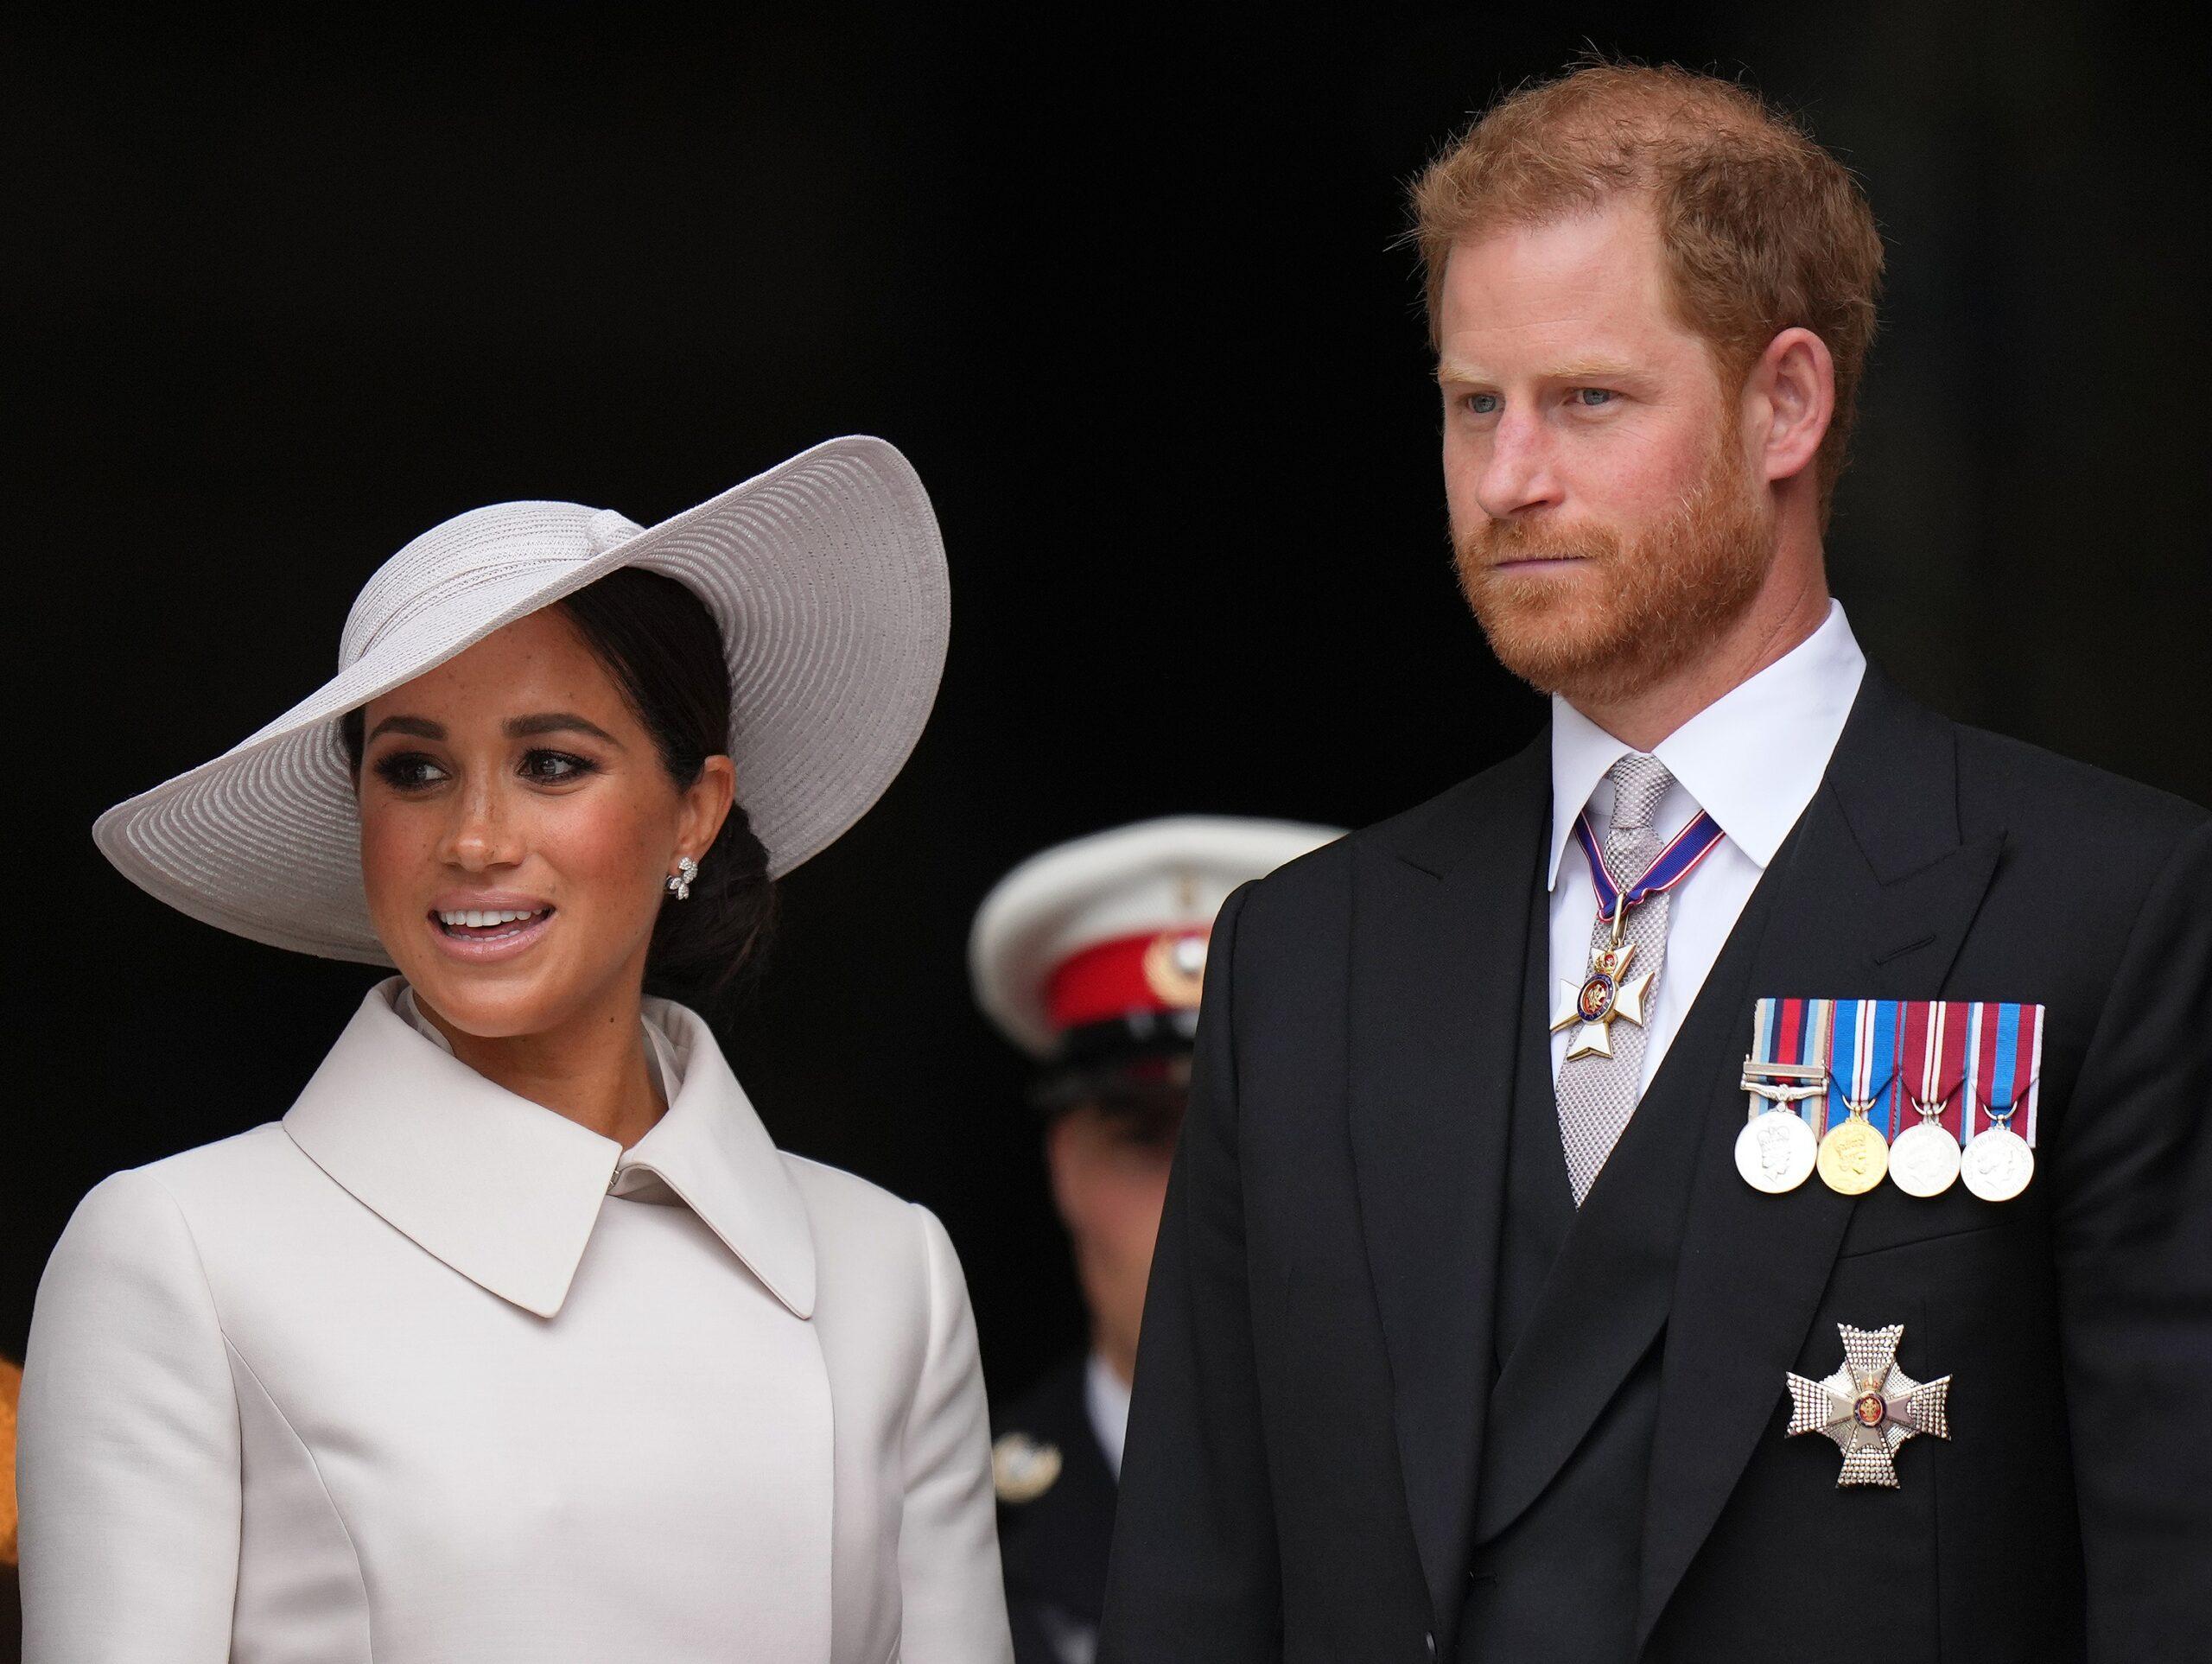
[{"xmin": 1046, "ymin": 930, "xmax": 1209, "ymax": 1033}]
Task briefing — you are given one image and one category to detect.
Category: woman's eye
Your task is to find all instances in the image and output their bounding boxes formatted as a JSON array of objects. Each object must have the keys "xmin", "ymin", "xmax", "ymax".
[
  {"xmin": 1573, "ymin": 387, "xmax": 1617, "ymax": 408},
  {"xmin": 521, "ymin": 749, "xmax": 596, "ymax": 784},
  {"xmin": 372, "ymin": 752, "xmax": 448, "ymax": 791}
]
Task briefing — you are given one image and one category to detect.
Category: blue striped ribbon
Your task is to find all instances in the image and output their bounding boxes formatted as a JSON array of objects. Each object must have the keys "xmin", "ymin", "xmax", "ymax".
[
  {"xmin": 1570, "ymin": 809, "xmax": 1726, "ymax": 927},
  {"xmin": 1825, "ymin": 997, "xmax": 1901, "ymax": 1133}
]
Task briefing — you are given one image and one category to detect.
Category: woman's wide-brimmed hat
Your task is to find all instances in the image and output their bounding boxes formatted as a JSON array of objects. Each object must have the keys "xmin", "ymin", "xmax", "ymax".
[{"xmin": 94, "ymin": 435, "xmax": 949, "ymax": 964}]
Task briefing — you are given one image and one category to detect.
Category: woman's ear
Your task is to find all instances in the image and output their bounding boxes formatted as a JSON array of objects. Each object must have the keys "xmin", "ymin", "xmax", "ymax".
[{"xmin": 679, "ymin": 755, "xmax": 738, "ymax": 862}]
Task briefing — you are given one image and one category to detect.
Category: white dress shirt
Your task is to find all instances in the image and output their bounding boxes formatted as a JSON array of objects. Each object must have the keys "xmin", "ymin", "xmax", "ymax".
[
  {"xmin": 21, "ymin": 979, "xmax": 1014, "ymax": 1664},
  {"xmin": 1547, "ymin": 600, "xmax": 1866, "ymax": 1089},
  {"xmin": 1083, "ymin": 1352, "xmax": 1133, "ymax": 1481}
]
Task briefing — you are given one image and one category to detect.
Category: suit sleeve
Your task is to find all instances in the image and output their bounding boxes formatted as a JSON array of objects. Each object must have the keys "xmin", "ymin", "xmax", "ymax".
[
  {"xmin": 1100, "ymin": 883, "xmax": 1281, "ymax": 1661},
  {"xmin": 897, "ymin": 1203, "xmax": 1015, "ymax": 1664},
  {"xmin": 2053, "ymin": 818, "xmax": 2212, "ymax": 1656},
  {"xmin": 18, "ymin": 1168, "xmax": 241, "ymax": 1662}
]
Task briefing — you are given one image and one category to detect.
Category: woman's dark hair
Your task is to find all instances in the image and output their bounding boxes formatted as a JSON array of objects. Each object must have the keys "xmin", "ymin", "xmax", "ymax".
[{"xmin": 340, "ymin": 567, "xmax": 776, "ymax": 1008}]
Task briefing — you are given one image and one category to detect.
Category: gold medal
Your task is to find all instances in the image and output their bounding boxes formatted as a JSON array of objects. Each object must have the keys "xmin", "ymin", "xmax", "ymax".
[{"xmin": 1817, "ymin": 1097, "xmax": 1890, "ymax": 1195}]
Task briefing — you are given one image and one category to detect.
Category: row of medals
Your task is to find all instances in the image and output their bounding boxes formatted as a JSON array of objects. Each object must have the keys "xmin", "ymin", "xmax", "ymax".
[{"xmin": 1732, "ymin": 1058, "xmax": 2034, "ymax": 1202}]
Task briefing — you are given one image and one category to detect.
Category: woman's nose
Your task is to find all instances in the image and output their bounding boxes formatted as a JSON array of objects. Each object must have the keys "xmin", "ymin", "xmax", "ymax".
[{"xmin": 439, "ymin": 779, "xmax": 521, "ymax": 871}]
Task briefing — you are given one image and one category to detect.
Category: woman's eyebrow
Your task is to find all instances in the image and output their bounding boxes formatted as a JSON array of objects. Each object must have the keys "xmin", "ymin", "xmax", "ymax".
[
  {"xmin": 504, "ymin": 711, "xmax": 623, "ymax": 746},
  {"xmin": 365, "ymin": 714, "xmax": 444, "ymax": 743}
]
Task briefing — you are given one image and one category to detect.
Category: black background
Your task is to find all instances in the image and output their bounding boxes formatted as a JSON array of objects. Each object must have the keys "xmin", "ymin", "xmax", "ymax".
[{"xmin": 4, "ymin": 6, "xmax": 2207, "ymax": 1410}]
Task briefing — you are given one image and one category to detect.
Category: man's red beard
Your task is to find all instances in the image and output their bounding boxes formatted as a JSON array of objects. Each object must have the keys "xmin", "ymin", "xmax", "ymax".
[{"xmin": 1452, "ymin": 432, "xmax": 1775, "ymax": 707}]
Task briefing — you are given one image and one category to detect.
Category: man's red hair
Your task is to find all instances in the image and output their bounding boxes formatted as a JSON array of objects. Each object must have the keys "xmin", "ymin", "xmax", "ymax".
[{"xmin": 1411, "ymin": 63, "xmax": 1885, "ymax": 521}]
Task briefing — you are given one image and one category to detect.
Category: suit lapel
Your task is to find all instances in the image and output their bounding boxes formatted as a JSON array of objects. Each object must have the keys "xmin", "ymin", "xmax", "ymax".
[
  {"xmin": 1471, "ymin": 836, "xmax": 1792, "ymax": 1542},
  {"xmin": 1350, "ymin": 734, "xmax": 1547, "ymax": 1638},
  {"xmin": 1634, "ymin": 670, "xmax": 2004, "ymax": 1646}
]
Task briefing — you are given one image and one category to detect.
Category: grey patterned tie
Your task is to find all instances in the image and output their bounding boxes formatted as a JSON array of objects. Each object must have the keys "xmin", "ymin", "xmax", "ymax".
[{"xmin": 1556, "ymin": 753, "xmax": 1678, "ymax": 1205}]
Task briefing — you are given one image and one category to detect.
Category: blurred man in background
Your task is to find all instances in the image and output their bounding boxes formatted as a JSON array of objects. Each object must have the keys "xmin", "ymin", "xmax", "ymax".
[{"xmin": 970, "ymin": 817, "xmax": 1338, "ymax": 1664}]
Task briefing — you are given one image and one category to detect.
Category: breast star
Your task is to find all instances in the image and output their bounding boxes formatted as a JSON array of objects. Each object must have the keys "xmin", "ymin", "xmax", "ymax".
[{"xmin": 1786, "ymin": 1322, "xmax": 1951, "ymax": 1488}]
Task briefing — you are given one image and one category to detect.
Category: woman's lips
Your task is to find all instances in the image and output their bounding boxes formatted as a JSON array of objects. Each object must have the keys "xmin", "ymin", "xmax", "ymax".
[{"xmin": 427, "ymin": 906, "xmax": 556, "ymax": 963}]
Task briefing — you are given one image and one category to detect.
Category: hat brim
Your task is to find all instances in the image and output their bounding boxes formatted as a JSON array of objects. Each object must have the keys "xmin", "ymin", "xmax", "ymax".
[{"xmin": 93, "ymin": 435, "xmax": 949, "ymax": 964}]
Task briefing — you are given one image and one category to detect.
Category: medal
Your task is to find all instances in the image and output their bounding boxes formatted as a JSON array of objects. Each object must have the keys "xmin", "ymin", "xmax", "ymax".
[
  {"xmin": 1817, "ymin": 999, "xmax": 1897, "ymax": 1196},
  {"xmin": 1961, "ymin": 1108, "xmax": 2034, "ymax": 1201},
  {"xmin": 1786, "ymin": 1322, "xmax": 1952, "ymax": 1487},
  {"xmin": 1550, "ymin": 806, "xmax": 1726, "ymax": 1062},
  {"xmin": 1889, "ymin": 998, "xmax": 1969, "ymax": 1197},
  {"xmin": 1735, "ymin": 1069, "xmax": 1821, "ymax": 1192},
  {"xmin": 1889, "ymin": 1102, "xmax": 1961, "ymax": 1197},
  {"xmin": 1735, "ymin": 998, "xmax": 1829, "ymax": 1194},
  {"xmin": 1959, "ymin": 1001, "xmax": 2044, "ymax": 1203},
  {"xmin": 1550, "ymin": 906, "xmax": 1654, "ymax": 1062},
  {"xmin": 1817, "ymin": 1108, "xmax": 1889, "ymax": 1194}
]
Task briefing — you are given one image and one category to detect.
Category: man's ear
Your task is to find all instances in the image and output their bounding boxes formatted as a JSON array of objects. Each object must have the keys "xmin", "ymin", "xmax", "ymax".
[{"xmin": 1745, "ymin": 326, "xmax": 1835, "ymax": 486}]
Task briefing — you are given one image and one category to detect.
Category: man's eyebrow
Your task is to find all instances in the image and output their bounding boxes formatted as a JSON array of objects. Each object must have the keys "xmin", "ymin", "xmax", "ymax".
[
  {"xmin": 1434, "ymin": 356, "xmax": 1641, "ymax": 384},
  {"xmin": 1543, "ymin": 357, "xmax": 1640, "ymax": 382},
  {"xmin": 504, "ymin": 712, "xmax": 623, "ymax": 746},
  {"xmin": 364, "ymin": 714, "xmax": 444, "ymax": 744}
]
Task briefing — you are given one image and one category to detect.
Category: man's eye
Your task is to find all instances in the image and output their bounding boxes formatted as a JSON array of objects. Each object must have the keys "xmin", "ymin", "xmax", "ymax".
[
  {"xmin": 1464, "ymin": 392, "xmax": 1502, "ymax": 416},
  {"xmin": 372, "ymin": 752, "xmax": 448, "ymax": 791},
  {"xmin": 1573, "ymin": 387, "xmax": 1617, "ymax": 408}
]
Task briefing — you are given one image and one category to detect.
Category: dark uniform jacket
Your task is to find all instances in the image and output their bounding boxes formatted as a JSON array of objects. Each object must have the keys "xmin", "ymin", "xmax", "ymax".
[
  {"xmin": 1098, "ymin": 670, "xmax": 2212, "ymax": 1662},
  {"xmin": 997, "ymin": 1353, "xmax": 1117, "ymax": 1664}
]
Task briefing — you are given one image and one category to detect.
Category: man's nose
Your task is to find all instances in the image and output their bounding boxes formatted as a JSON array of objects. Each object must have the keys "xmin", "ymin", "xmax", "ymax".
[{"xmin": 1473, "ymin": 410, "xmax": 1563, "ymax": 521}]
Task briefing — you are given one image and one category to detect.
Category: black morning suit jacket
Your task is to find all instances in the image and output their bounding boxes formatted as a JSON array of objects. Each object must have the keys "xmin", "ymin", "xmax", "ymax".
[{"xmin": 1096, "ymin": 669, "xmax": 2212, "ymax": 1663}]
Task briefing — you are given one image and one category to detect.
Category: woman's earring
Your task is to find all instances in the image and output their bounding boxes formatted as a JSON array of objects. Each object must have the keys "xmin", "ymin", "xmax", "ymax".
[{"xmin": 665, "ymin": 855, "xmax": 699, "ymax": 901}]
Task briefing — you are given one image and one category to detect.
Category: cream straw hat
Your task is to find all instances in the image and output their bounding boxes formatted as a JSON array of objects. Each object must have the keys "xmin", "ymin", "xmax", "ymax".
[{"xmin": 94, "ymin": 435, "xmax": 949, "ymax": 964}]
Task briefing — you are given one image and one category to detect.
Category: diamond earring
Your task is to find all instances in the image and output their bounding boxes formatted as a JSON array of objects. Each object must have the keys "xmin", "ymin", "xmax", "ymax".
[{"xmin": 665, "ymin": 855, "xmax": 699, "ymax": 901}]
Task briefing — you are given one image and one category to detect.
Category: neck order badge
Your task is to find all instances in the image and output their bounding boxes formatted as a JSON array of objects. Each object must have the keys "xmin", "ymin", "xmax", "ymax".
[
  {"xmin": 1550, "ymin": 809, "xmax": 1726, "ymax": 1060},
  {"xmin": 1737, "ymin": 998, "xmax": 2044, "ymax": 1202}
]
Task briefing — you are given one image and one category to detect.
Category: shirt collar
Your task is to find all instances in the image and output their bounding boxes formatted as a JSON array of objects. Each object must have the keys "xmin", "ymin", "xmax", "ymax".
[
  {"xmin": 1545, "ymin": 600, "xmax": 1866, "ymax": 888},
  {"xmin": 284, "ymin": 979, "xmax": 817, "ymax": 1321}
]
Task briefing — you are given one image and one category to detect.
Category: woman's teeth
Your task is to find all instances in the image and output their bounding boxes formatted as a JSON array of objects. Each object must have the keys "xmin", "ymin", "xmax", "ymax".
[{"xmin": 437, "ymin": 908, "xmax": 547, "ymax": 930}]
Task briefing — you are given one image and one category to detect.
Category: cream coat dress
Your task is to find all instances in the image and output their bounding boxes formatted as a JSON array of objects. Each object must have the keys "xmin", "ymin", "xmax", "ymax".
[{"xmin": 18, "ymin": 980, "xmax": 1014, "ymax": 1663}]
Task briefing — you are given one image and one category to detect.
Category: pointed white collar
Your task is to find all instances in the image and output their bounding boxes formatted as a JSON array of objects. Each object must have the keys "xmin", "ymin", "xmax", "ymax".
[
  {"xmin": 283, "ymin": 979, "xmax": 817, "ymax": 1321},
  {"xmin": 1545, "ymin": 600, "xmax": 1866, "ymax": 888}
]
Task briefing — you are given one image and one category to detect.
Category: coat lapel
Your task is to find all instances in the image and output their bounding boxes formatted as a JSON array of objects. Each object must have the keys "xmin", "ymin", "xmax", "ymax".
[
  {"xmin": 1633, "ymin": 670, "xmax": 2003, "ymax": 1646},
  {"xmin": 1470, "ymin": 838, "xmax": 1792, "ymax": 1543},
  {"xmin": 1349, "ymin": 734, "xmax": 1548, "ymax": 1640}
]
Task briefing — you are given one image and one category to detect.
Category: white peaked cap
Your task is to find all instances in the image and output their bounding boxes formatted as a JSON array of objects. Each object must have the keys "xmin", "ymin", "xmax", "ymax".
[{"xmin": 969, "ymin": 815, "xmax": 1345, "ymax": 1058}]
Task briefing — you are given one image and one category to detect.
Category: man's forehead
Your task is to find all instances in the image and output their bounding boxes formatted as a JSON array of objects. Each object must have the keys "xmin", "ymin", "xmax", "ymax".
[{"xmin": 1433, "ymin": 205, "xmax": 1693, "ymax": 377}]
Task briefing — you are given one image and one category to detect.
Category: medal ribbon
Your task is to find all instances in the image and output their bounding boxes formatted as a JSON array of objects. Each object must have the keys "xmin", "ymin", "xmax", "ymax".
[
  {"xmin": 1571, "ymin": 807, "xmax": 1726, "ymax": 928},
  {"xmin": 1897, "ymin": 1000, "xmax": 1973, "ymax": 1142},
  {"xmin": 1748, "ymin": 996, "xmax": 1834, "ymax": 1133},
  {"xmin": 1825, "ymin": 997, "xmax": 1901, "ymax": 1134},
  {"xmin": 1969, "ymin": 1000, "xmax": 2046, "ymax": 1144}
]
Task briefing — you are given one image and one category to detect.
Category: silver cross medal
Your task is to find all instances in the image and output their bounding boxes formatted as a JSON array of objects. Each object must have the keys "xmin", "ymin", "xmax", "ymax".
[{"xmin": 1786, "ymin": 1323, "xmax": 1951, "ymax": 1487}]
